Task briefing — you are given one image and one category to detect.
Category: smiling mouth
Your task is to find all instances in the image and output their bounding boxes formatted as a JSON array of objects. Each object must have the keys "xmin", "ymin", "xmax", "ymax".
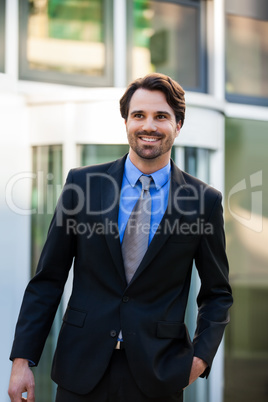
[{"xmin": 140, "ymin": 137, "xmax": 161, "ymax": 143}]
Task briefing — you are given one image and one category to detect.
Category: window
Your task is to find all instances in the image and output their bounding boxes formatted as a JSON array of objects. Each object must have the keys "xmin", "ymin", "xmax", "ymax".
[
  {"xmin": 224, "ymin": 118, "xmax": 268, "ymax": 402},
  {"xmin": 31, "ymin": 145, "xmax": 63, "ymax": 401},
  {"xmin": 0, "ymin": 0, "xmax": 5, "ymax": 73},
  {"xmin": 79, "ymin": 144, "xmax": 129, "ymax": 166},
  {"xmin": 226, "ymin": 0, "xmax": 268, "ymax": 105},
  {"xmin": 128, "ymin": 0, "xmax": 206, "ymax": 92},
  {"xmin": 19, "ymin": 0, "xmax": 113, "ymax": 86}
]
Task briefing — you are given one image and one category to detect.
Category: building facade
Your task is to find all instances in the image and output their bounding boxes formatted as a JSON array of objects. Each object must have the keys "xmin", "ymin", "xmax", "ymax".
[{"xmin": 0, "ymin": 1, "xmax": 267, "ymax": 401}]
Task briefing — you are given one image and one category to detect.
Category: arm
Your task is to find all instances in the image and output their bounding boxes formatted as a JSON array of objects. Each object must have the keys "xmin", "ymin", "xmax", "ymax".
[
  {"xmin": 193, "ymin": 193, "xmax": 233, "ymax": 377},
  {"xmin": 8, "ymin": 359, "xmax": 35, "ymax": 402},
  {"xmin": 10, "ymin": 169, "xmax": 76, "ymax": 365}
]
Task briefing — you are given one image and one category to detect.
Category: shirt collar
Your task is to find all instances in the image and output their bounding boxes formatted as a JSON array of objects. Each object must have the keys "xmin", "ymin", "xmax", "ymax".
[{"xmin": 124, "ymin": 155, "xmax": 171, "ymax": 190}]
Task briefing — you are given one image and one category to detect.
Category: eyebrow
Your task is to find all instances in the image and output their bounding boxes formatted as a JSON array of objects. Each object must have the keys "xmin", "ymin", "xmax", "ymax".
[
  {"xmin": 156, "ymin": 111, "xmax": 172, "ymax": 117},
  {"xmin": 130, "ymin": 110, "xmax": 172, "ymax": 117},
  {"xmin": 130, "ymin": 110, "xmax": 144, "ymax": 116}
]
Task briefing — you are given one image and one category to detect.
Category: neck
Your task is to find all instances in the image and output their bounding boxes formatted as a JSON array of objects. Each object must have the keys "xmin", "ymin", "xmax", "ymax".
[{"xmin": 128, "ymin": 150, "xmax": 170, "ymax": 174}]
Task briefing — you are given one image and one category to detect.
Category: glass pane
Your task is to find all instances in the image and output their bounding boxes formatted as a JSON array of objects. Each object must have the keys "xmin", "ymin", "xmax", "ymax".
[
  {"xmin": 226, "ymin": 14, "xmax": 268, "ymax": 98},
  {"xmin": 224, "ymin": 118, "xmax": 268, "ymax": 402},
  {"xmin": 27, "ymin": 0, "xmax": 106, "ymax": 76},
  {"xmin": 184, "ymin": 147, "xmax": 210, "ymax": 183},
  {"xmin": 131, "ymin": 1, "xmax": 200, "ymax": 88},
  {"xmin": 80, "ymin": 144, "xmax": 129, "ymax": 166},
  {"xmin": 226, "ymin": 0, "xmax": 268, "ymax": 21},
  {"xmin": 31, "ymin": 145, "xmax": 63, "ymax": 402}
]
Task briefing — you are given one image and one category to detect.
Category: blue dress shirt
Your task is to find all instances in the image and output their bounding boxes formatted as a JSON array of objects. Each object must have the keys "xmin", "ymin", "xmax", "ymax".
[{"xmin": 118, "ymin": 155, "xmax": 171, "ymax": 244}]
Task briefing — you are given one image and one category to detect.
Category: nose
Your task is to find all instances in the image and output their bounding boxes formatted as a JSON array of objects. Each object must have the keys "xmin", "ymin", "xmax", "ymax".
[{"xmin": 142, "ymin": 117, "xmax": 157, "ymax": 132}]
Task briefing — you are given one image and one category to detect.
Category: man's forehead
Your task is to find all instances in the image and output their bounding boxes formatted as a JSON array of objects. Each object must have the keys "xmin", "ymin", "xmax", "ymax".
[{"xmin": 129, "ymin": 88, "xmax": 174, "ymax": 114}]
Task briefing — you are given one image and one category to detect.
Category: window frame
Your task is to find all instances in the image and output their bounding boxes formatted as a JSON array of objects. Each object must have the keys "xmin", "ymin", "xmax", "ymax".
[
  {"xmin": 0, "ymin": 0, "xmax": 5, "ymax": 73},
  {"xmin": 18, "ymin": 0, "xmax": 114, "ymax": 87},
  {"xmin": 126, "ymin": 0, "xmax": 207, "ymax": 93},
  {"xmin": 225, "ymin": 0, "xmax": 268, "ymax": 106}
]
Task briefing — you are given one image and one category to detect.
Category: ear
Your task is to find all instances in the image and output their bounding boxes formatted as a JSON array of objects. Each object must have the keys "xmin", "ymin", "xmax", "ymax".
[{"xmin": 176, "ymin": 121, "xmax": 182, "ymax": 136}]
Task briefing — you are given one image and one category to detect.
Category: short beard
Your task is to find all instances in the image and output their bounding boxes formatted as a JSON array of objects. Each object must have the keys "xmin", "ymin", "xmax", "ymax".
[
  {"xmin": 127, "ymin": 129, "xmax": 176, "ymax": 160},
  {"xmin": 134, "ymin": 145, "xmax": 163, "ymax": 159}
]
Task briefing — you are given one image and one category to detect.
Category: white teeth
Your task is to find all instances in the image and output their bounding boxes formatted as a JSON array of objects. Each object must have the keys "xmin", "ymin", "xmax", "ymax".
[{"xmin": 141, "ymin": 137, "xmax": 158, "ymax": 142}]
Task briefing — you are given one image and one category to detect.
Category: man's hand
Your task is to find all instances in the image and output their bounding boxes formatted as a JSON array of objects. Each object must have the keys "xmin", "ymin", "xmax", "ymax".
[
  {"xmin": 187, "ymin": 356, "xmax": 208, "ymax": 387},
  {"xmin": 8, "ymin": 358, "xmax": 35, "ymax": 402}
]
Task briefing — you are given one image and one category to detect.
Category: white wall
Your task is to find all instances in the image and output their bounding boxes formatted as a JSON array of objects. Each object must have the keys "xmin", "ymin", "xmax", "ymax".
[{"xmin": 0, "ymin": 89, "xmax": 31, "ymax": 400}]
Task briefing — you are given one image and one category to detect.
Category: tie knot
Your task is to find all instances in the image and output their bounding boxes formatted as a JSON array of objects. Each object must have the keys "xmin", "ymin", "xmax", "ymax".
[{"xmin": 139, "ymin": 175, "xmax": 152, "ymax": 192}]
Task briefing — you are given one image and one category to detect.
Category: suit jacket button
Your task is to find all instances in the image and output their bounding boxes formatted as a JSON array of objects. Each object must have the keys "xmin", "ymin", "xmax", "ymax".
[
  {"xmin": 110, "ymin": 330, "xmax": 117, "ymax": 338},
  {"xmin": 123, "ymin": 296, "xmax": 129, "ymax": 303}
]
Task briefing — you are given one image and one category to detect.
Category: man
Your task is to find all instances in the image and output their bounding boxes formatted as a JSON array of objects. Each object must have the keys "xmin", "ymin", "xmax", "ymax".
[{"xmin": 8, "ymin": 73, "xmax": 233, "ymax": 402}]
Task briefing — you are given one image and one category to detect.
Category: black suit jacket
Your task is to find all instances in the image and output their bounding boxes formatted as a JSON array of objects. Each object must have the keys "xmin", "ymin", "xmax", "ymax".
[{"xmin": 10, "ymin": 155, "xmax": 232, "ymax": 397}]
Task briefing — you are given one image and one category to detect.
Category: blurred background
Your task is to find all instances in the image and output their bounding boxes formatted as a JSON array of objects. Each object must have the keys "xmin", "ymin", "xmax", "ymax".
[{"xmin": 0, "ymin": 1, "xmax": 267, "ymax": 401}]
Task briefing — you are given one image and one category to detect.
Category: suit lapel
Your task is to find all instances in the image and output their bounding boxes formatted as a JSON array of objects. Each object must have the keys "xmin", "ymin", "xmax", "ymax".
[
  {"xmin": 128, "ymin": 161, "xmax": 189, "ymax": 286},
  {"xmin": 101, "ymin": 155, "xmax": 127, "ymax": 284},
  {"xmin": 101, "ymin": 156, "xmax": 189, "ymax": 287}
]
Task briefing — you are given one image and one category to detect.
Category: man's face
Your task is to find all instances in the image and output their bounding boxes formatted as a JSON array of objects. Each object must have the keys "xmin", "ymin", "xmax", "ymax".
[{"xmin": 125, "ymin": 89, "xmax": 181, "ymax": 168}]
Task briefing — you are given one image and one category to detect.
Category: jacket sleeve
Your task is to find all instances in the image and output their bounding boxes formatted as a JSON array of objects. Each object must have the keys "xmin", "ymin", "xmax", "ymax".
[
  {"xmin": 193, "ymin": 192, "xmax": 233, "ymax": 377},
  {"xmin": 10, "ymin": 170, "xmax": 76, "ymax": 365}
]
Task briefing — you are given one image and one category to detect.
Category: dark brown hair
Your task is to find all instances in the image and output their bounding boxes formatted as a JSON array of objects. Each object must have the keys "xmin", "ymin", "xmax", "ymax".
[{"xmin": 120, "ymin": 73, "xmax": 185, "ymax": 126}]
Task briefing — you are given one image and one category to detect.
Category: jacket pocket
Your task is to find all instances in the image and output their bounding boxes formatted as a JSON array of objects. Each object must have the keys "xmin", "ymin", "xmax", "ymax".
[
  {"xmin": 63, "ymin": 306, "xmax": 87, "ymax": 328},
  {"xmin": 156, "ymin": 321, "xmax": 185, "ymax": 339}
]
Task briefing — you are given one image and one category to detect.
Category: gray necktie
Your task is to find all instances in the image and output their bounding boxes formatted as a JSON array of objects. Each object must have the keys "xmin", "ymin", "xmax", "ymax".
[{"xmin": 122, "ymin": 175, "xmax": 152, "ymax": 284}]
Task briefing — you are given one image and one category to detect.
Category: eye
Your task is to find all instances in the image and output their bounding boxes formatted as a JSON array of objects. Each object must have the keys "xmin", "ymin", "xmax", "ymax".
[
  {"xmin": 133, "ymin": 113, "xmax": 144, "ymax": 119},
  {"xmin": 157, "ymin": 114, "xmax": 167, "ymax": 120}
]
